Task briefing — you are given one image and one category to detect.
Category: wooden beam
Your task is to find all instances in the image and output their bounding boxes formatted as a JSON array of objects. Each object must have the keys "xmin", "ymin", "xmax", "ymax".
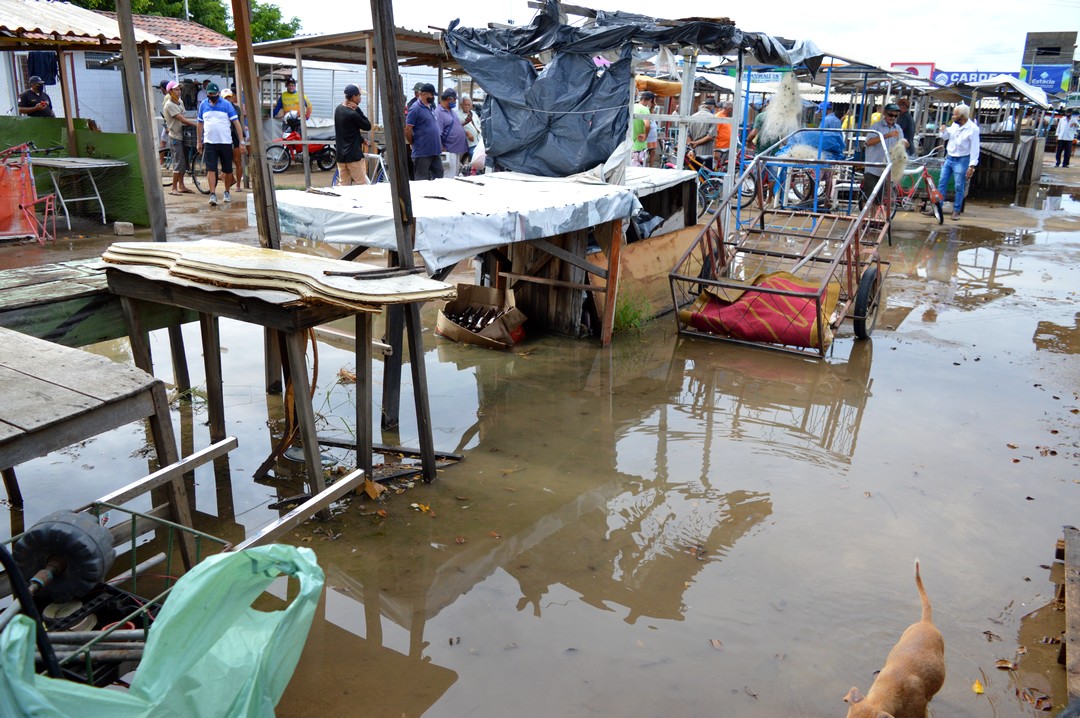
[
  {"xmin": 231, "ymin": 0, "xmax": 282, "ymax": 249},
  {"xmin": 1066, "ymin": 526, "xmax": 1080, "ymax": 701},
  {"xmin": 114, "ymin": 2, "xmax": 167, "ymax": 241},
  {"xmin": 55, "ymin": 49, "xmax": 77, "ymax": 155}
]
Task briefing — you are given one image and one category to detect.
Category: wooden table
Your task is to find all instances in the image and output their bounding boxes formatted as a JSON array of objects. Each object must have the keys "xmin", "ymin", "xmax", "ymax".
[
  {"xmin": 105, "ymin": 264, "xmax": 383, "ymax": 494},
  {"xmin": 0, "ymin": 326, "xmax": 181, "ymax": 511}
]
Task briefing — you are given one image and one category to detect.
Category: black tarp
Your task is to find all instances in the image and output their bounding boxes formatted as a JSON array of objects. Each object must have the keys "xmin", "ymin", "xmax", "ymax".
[{"xmin": 444, "ymin": 0, "xmax": 823, "ymax": 177}]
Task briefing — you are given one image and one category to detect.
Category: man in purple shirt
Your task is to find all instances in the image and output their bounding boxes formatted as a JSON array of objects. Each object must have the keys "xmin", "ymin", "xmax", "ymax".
[
  {"xmin": 405, "ymin": 83, "xmax": 442, "ymax": 180},
  {"xmin": 436, "ymin": 88, "xmax": 470, "ymax": 177}
]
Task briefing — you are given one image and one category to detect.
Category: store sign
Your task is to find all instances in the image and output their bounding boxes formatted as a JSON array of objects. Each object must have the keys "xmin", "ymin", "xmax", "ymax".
[
  {"xmin": 932, "ymin": 70, "xmax": 1019, "ymax": 85},
  {"xmin": 1019, "ymin": 65, "xmax": 1072, "ymax": 92},
  {"xmin": 890, "ymin": 62, "xmax": 935, "ymax": 79}
]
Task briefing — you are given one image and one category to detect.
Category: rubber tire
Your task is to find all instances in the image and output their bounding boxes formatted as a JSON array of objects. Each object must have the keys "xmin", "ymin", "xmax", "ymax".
[
  {"xmin": 13, "ymin": 511, "xmax": 115, "ymax": 603},
  {"xmin": 188, "ymin": 150, "xmax": 209, "ymax": 194},
  {"xmin": 853, "ymin": 265, "xmax": 882, "ymax": 340},
  {"xmin": 697, "ymin": 178, "xmax": 723, "ymax": 218},
  {"xmin": 266, "ymin": 145, "xmax": 291, "ymax": 173},
  {"xmin": 933, "ymin": 202, "xmax": 944, "ymax": 224},
  {"xmin": 316, "ymin": 148, "xmax": 337, "ymax": 172}
]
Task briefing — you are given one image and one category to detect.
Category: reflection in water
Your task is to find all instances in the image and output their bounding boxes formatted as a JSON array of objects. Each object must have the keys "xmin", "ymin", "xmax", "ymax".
[{"xmin": 1033, "ymin": 312, "xmax": 1080, "ymax": 354}]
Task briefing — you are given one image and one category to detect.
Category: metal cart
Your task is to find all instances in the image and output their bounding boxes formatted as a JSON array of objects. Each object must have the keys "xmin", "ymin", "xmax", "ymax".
[{"xmin": 670, "ymin": 129, "xmax": 891, "ymax": 358}]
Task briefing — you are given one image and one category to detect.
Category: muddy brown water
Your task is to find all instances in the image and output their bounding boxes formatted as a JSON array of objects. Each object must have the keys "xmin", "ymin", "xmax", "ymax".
[{"xmin": 2, "ymin": 182, "xmax": 1079, "ymax": 717}]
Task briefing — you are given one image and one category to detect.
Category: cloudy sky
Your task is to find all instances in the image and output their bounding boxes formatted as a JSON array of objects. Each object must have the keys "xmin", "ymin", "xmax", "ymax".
[{"xmin": 269, "ymin": 0, "xmax": 1078, "ymax": 73}]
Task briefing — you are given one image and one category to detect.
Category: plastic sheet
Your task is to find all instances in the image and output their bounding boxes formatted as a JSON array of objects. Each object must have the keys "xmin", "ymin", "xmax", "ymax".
[
  {"xmin": 444, "ymin": 0, "xmax": 823, "ymax": 177},
  {"xmin": 0, "ymin": 544, "xmax": 323, "ymax": 718}
]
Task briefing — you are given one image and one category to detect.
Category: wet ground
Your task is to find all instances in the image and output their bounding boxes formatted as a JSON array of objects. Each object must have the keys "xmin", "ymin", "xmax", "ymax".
[{"xmin": 2, "ymin": 161, "xmax": 1080, "ymax": 717}]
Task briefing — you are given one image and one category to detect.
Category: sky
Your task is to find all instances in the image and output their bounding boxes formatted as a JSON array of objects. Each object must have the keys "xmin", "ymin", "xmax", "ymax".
[{"xmin": 267, "ymin": 0, "xmax": 1080, "ymax": 73}]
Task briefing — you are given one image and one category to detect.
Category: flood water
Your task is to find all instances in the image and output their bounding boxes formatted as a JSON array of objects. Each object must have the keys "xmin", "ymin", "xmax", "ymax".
[{"xmin": 4, "ymin": 188, "xmax": 1080, "ymax": 717}]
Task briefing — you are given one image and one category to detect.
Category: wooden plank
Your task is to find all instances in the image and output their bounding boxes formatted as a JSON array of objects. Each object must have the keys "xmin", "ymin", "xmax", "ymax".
[
  {"xmin": 232, "ymin": 468, "xmax": 366, "ymax": 551},
  {"xmin": 1066, "ymin": 526, "xmax": 1080, "ymax": 700}
]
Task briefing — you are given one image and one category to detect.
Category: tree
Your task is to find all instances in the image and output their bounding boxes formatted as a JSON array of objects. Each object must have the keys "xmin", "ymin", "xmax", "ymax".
[{"xmin": 247, "ymin": 0, "xmax": 302, "ymax": 43}]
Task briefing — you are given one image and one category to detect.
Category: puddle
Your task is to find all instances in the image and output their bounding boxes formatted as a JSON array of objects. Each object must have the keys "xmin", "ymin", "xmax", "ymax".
[{"xmin": 3, "ymin": 205, "xmax": 1080, "ymax": 717}]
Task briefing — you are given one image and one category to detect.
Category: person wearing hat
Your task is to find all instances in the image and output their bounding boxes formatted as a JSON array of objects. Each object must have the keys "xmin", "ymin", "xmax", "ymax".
[
  {"xmin": 18, "ymin": 76, "xmax": 54, "ymax": 117},
  {"xmin": 687, "ymin": 97, "xmax": 718, "ymax": 169},
  {"xmin": 436, "ymin": 87, "xmax": 469, "ymax": 177},
  {"xmin": 405, "ymin": 82, "xmax": 442, "ymax": 180},
  {"xmin": 631, "ymin": 91, "xmax": 655, "ymax": 167},
  {"xmin": 406, "ymin": 81, "xmax": 425, "ymax": 113},
  {"xmin": 895, "ymin": 97, "xmax": 915, "ymax": 157},
  {"xmin": 273, "ymin": 77, "xmax": 312, "ymax": 130},
  {"xmin": 196, "ymin": 81, "xmax": 244, "ymax": 206},
  {"xmin": 862, "ymin": 102, "xmax": 908, "ymax": 207},
  {"xmin": 163, "ymin": 81, "xmax": 198, "ymax": 195},
  {"xmin": 334, "ymin": 84, "xmax": 373, "ymax": 185}
]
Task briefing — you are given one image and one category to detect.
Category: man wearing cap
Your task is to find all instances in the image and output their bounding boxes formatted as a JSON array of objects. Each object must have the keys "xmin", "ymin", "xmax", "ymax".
[
  {"xmin": 273, "ymin": 77, "xmax": 312, "ymax": 130},
  {"xmin": 405, "ymin": 83, "xmax": 442, "ymax": 180},
  {"xmin": 632, "ymin": 91, "xmax": 655, "ymax": 167},
  {"xmin": 406, "ymin": 81, "xmax": 425, "ymax": 113},
  {"xmin": 896, "ymin": 97, "xmax": 915, "ymax": 157},
  {"xmin": 163, "ymin": 81, "xmax": 197, "ymax": 194},
  {"xmin": 688, "ymin": 97, "xmax": 718, "ymax": 169},
  {"xmin": 196, "ymin": 82, "xmax": 244, "ymax": 206},
  {"xmin": 18, "ymin": 76, "xmax": 54, "ymax": 117},
  {"xmin": 436, "ymin": 88, "xmax": 469, "ymax": 177},
  {"xmin": 862, "ymin": 102, "xmax": 908, "ymax": 204},
  {"xmin": 334, "ymin": 84, "xmax": 373, "ymax": 185}
]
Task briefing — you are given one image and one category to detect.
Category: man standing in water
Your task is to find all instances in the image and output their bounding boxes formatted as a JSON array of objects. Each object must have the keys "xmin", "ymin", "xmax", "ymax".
[{"xmin": 937, "ymin": 104, "xmax": 980, "ymax": 220}]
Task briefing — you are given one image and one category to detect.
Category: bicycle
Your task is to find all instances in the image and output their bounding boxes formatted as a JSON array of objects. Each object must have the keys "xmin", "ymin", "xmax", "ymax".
[
  {"xmin": 161, "ymin": 128, "xmax": 209, "ymax": 194},
  {"xmin": 330, "ymin": 147, "xmax": 389, "ymax": 188},
  {"xmin": 684, "ymin": 149, "xmax": 757, "ymax": 216},
  {"xmin": 891, "ymin": 147, "xmax": 945, "ymax": 224}
]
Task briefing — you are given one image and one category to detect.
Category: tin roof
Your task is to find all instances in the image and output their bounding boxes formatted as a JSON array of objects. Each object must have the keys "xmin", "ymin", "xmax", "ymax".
[
  {"xmin": 250, "ymin": 27, "xmax": 451, "ymax": 69},
  {"xmin": 0, "ymin": 0, "xmax": 169, "ymax": 49}
]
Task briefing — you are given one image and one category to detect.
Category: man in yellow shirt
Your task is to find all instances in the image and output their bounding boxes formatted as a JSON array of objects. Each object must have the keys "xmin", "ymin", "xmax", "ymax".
[{"xmin": 273, "ymin": 77, "xmax": 312, "ymax": 129}]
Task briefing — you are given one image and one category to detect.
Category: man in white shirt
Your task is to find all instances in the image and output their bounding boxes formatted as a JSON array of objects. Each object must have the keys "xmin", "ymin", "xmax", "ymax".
[
  {"xmin": 937, "ymin": 104, "xmax": 980, "ymax": 221},
  {"xmin": 1055, "ymin": 110, "xmax": 1078, "ymax": 168}
]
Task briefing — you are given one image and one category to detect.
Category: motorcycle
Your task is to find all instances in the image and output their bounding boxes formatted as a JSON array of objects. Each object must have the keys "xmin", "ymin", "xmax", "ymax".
[{"xmin": 265, "ymin": 111, "xmax": 337, "ymax": 173}]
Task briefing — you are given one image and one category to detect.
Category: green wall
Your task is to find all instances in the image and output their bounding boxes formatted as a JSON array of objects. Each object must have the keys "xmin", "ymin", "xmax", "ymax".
[{"xmin": 0, "ymin": 116, "xmax": 150, "ymax": 226}]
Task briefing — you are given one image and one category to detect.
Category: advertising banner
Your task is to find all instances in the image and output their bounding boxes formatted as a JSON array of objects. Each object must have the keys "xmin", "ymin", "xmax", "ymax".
[
  {"xmin": 890, "ymin": 62, "xmax": 935, "ymax": 79},
  {"xmin": 1019, "ymin": 64, "xmax": 1072, "ymax": 93},
  {"xmin": 932, "ymin": 70, "xmax": 1020, "ymax": 85}
]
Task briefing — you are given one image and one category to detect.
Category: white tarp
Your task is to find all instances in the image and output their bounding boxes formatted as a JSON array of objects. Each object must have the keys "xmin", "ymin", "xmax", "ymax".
[{"xmin": 260, "ymin": 171, "xmax": 652, "ymax": 270}]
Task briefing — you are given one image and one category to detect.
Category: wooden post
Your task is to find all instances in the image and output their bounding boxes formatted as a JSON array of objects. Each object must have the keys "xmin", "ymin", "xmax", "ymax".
[
  {"xmin": 231, "ymin": 0, "xmax": 281, "ymax": 250},
  {"xmin": 55, "ymin": 49, "xmax": 78, "ymax": 157},
  {"xmin": 365, "ymin": 36, "xmax": 375, "ymax": 123},
  {"xmin": 114, "ymin": 1, "xmax": 167, "ymax": 243},
  {"xmin": 600, "ymin": 219, "xmax": 622, "ymax": 347},
  {"xmin": 370, "ymin": 0, "xmax": 438, "ymax": 481},
  {"xmin": 296, "ymin": 50, "xmax": 311, "ymax": 189}
]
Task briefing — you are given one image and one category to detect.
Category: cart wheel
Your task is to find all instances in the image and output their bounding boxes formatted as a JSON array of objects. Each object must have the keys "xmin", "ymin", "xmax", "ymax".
[
  {"xmin": 266, "ymin": 145, "xmax": 291, "ymax": 173},
  {"xmin": 932, "ymin": 202, "xmax": 944, "ymax": 224},
  {"xmin": 853, "ymin": 265, "xmax": 882, "ymax": 340}
]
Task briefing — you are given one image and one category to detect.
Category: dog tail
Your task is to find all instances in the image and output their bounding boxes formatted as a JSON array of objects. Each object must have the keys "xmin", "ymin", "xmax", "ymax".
[{"xmin": 915, "ymin": 559, "xmax": 932, "ymax": 623}]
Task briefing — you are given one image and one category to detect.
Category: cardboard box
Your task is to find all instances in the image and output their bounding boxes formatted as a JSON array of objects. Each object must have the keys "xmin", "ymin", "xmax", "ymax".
[{"xmin": 436, "ymin": 284, "xmax": 527, "ymax": 351}]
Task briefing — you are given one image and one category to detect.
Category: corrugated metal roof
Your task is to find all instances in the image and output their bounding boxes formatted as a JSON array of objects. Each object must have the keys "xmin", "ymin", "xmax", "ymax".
[
  {"xmin": 250, "ymin": 27, "xmax": 452, "ymax": 69},
  {"xmin": 0, "ymin": 0, "xmax": 169, "ymax": 48}
]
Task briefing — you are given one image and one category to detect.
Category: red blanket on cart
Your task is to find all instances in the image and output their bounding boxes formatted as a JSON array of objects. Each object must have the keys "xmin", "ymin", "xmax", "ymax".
[{"xmin": 678, "ymin": 271, "xmax": 839, "ymax": 349}]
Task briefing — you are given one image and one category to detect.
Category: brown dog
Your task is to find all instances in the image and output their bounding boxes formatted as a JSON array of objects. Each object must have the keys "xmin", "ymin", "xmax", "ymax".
[{"xmin": 843, "ymin": 561, "xmax": 945, "ymax": 718}]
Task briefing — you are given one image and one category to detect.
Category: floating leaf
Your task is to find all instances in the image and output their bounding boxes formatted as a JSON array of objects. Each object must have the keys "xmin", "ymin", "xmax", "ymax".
[
  {"xmin": 995, "ymin": 659, "xmax": 1017, "ymax": 670},
  {"xmin": 1007, "ymin": 443, "xmax": 1019, "ymax": 449},
  {"xmin": 455, "ymin": 536, "xmax": 466, "ymax": 544},
  {"xmin": 376, "ymin": 508, "xmax": 388, "ymax": 518},
  {"xmin": 489, "ymin": 530, "xmax": 502, "ymax": 539},
  {"xmin": 972, "ymin": 679, "xmax": 984, "ymax": 694},
  {"xmin": 709, "ymin": 639, "xmax": 723, "ymax": 651}
]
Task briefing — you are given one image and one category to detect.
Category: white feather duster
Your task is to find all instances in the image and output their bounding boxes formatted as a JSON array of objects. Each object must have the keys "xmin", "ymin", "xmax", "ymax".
[{"xmin": 761, "ymin": 72, "xmax": 802, "ymax": 145}]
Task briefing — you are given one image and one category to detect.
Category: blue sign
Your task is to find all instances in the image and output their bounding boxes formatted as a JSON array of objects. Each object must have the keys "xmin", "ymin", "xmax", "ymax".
[
  {"xmin": 933, "ymin": 70, "xmax": 1020, "ymax": 85},
  {"xmin": 1019, "ymin": 64, "xmax": 1072, "ymax": 92}
]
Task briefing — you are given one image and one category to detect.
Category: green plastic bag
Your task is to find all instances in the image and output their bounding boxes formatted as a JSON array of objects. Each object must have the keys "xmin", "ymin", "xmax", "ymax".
[{"xmin": 0, "ymin": 544, "xmax": 324, "ymax": 717}]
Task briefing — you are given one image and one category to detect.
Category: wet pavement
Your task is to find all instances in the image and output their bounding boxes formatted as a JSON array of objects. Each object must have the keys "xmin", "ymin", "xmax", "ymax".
[{"xmin": 2, "ymin": 160, "xmax": 1079, "ymax": 717}]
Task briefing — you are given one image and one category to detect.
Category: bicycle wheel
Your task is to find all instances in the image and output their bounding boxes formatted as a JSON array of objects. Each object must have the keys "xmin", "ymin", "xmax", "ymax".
[
  {"xmin": 266, "ymin": 145, "xmax": 291, "ymax": 173},
  {"xmin": 188, "ymin": 149, "xmax": 209, "ymax": 194},
  {"xmin": 736, "ymin": 171, "xmax": 757, "ymax": 209},
  {"xmin": 697, "ymin": 178, "xmax": 723, "ymax": 218},
  {"xmin": 330, "ymin": 168, "xmax": 340, "ymax": 187},
  {"xmin": 932, "ymin": 202, "xmax": 943, "ymax": 224},
  {"xmin": 853, "ymin": 264, "xmax": 882, "ymax": 340},
  {"xmin": 789, "ymin": 168, "xmax": 829, "ymax": 204}
]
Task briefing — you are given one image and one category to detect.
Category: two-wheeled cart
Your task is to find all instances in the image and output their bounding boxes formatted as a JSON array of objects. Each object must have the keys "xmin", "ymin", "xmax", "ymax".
[{"xmin": 670, "ymin": 128, "xmax": 891, "ymax": 358}]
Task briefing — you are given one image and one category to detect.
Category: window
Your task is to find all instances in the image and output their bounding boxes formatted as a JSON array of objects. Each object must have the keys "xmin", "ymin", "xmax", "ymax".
[{"xmin": 1035, "ymin": 47, "xmax": 1061, "ymax": 57}]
